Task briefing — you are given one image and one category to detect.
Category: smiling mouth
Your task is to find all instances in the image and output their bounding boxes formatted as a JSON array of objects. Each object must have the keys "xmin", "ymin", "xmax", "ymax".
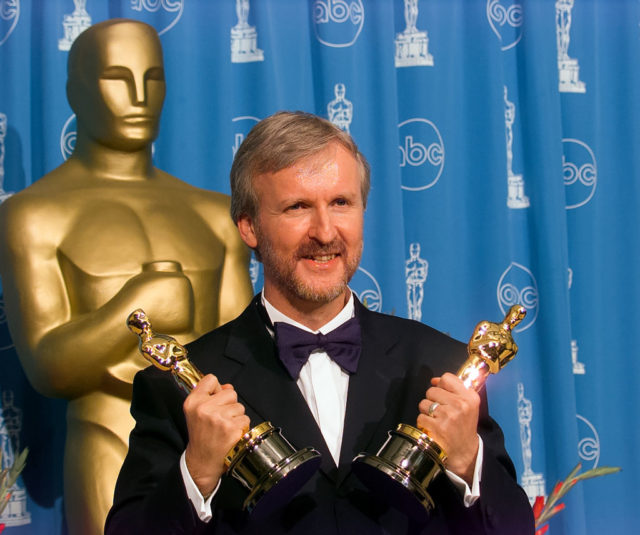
[
  {"xmin": 298, "ymin": 240, "xmax": 346, "ymax": 265},
  {"xmin": 306, "ymin": 254, "xmax": 338, "ymax": 263}
]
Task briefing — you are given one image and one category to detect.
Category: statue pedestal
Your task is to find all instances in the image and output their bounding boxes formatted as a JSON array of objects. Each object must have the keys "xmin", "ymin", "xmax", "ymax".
[
  {"xmin": 559, "ymin": 57, "xmax": 586, "ymax": 93},
  {"xmin": 507, "ymin": 174, "xmax": 530, "ymax": 209},
  {"xmin": 58, "ymin": 11, "xmax": 92, "ymax": 51},
  {"xmin": 521, "ymin": 471, "xmax": 546, "ymax": 506},
  {"xmin": 395, "ymin": 31, "xmax": 433, "ymax": 67},
  {"xmin": 231, "ymin": 25, "xmax": 264, "ymax": 63},
  {"xmin": 0, "ymin": 488, "xmax": 31, "ymax": 527}
]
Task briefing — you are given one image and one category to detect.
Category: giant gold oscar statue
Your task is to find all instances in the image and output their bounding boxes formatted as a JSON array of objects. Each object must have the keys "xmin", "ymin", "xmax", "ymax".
[{"xmin": 0, "ymin": 19, "xmax": 254, "ymax": 535}]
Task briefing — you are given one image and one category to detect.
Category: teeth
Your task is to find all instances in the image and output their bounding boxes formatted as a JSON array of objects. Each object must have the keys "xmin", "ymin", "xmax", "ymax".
[{"xmin": 313, "ymin": 255, "xmax": 336, "ymax": 262}]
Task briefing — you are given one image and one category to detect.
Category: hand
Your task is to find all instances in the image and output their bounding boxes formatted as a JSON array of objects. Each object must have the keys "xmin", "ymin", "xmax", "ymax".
[
  {"xmin": 183, "ymin": 374, "xmax": 251, "ymax": 497},
  {"xmin": 416, "ymin": 373, "xmax": 480, "ymax": 485},
  {"xmin": 122, "ymin": 270, "xmax": 194, "ymax": 332}
]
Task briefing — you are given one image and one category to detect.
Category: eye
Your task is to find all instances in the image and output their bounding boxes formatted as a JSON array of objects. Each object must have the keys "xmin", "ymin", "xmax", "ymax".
[
  {"xmin": 145, "ymin": 67, "xmax": 165, "ymax": 82},
  {"xmin": 286, "ymin": 202, "xmax": 306, "ymax": 211},
  {"xmin": 334, "ymin": 197, "xmax": 349, "ymax": 206},
  {"xmin": 100, "ymin": 66, "xmax": 133, "ymax": 81}
]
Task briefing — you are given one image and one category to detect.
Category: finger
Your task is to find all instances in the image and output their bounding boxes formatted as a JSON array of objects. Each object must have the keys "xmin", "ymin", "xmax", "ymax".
[
  {"xmin": 416, "ymin": 414, "xmax": 446, "ymax": 446},
  {"xmin": 418, "ymin": 398, "xmax": 444, "ymax": 418},
  {"xmin": 417, "ymin": 413, "xmax": 437, "ymax": 434},
  {"xmin": 201, "ymin": 387, "xmax": 239, "ymax": 408},
  {"xmin": 236, "ymin": 414, "xmax": 251, "ymax": 434},
  {"xmin": 184, "ymin": 375, "xmax": 226, "ymax": 414},
  {"xmin": 192, "ymin": 374, "xmax": 224, "ymax": 396},
  {"xmin": 425, "ymin": 384, "xmax": 455, "ymax": 406},
  {"xmin": 437, "ymin": 372, "xmax": 468, "ymax": 394},
  {"xmin": 213, "ymin": 401, "xmax": 246, "ymax": 420}
]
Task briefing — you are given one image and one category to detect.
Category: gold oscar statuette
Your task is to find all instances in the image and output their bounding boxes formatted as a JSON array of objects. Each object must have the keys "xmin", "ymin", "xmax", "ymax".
[
  {"xmin": 352, "ymin": 305, "xmax": 526, "ymax": 520},
  {"xmin": 127, "ymin": 309, "xmax": 322, "ymax": 517}
]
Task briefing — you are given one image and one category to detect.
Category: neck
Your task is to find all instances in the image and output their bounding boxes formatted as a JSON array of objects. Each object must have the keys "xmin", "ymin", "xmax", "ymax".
[
  {"xmin": 72, "ymin": 135, "xmax": 154, "ymax": 181},
  {"xmin": 263, "ymin": 284, "xmax": 351, "ymax": 331}
]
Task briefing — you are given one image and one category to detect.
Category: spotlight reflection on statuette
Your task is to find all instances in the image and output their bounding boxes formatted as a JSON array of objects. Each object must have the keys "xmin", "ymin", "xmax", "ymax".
[
  {"xmin": 127, "ymin": 308, "xmax": 322, "ymax": 518},
  {"xmin": 352, "ymin": 305, "xmax": 526, "ymax": 521}
]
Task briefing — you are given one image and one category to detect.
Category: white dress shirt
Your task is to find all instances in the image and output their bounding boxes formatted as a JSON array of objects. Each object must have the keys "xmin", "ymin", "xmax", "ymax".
[{"xmin": 180, "ymin": 291, "xmax": 482, "ymax": 521}]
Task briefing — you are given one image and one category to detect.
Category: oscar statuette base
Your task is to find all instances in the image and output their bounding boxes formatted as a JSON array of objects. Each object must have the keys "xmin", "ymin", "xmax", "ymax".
[
  {"xmin": 227, "ymin": 421, "xmax": 321, "ymax": 518},
  {"xmin": 352, "ymin": 423, "xmax": 446, "ymax": 522}
]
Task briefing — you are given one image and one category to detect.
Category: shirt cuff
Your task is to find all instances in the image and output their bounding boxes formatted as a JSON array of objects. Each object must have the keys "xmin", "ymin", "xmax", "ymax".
[
  {"xmin": 444, "ymin": 436, "xmax": 483, "ymax": 507},
  {"xmin": 179, "ymin": 451, "xmax": 219, "ymax": 522}
]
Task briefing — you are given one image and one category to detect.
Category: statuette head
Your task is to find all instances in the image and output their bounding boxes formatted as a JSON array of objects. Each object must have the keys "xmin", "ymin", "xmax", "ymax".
[{"xmin": 467, "ymin": 305, "xmax": 526, "ymax": 374}]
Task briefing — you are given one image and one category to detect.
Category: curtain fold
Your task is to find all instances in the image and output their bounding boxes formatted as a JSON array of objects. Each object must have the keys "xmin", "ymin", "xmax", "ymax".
[{"xmin": 0, "ymin": 1, "xmax": 636, "ymax": 533}]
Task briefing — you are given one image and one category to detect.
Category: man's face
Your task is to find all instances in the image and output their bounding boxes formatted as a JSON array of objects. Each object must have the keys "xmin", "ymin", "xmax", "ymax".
[
  {"xmin": 73, "ymin": 23, "xmax": 165, "ymax": 151},
  {"xmin": 238, "ymin": 142, "xmax": 364, "ymax": 309}
]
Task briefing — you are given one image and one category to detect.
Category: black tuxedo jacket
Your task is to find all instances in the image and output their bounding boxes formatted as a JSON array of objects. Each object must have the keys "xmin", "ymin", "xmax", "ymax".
[{"xmin": 106, "ymin": 296, "xmax": 534, "ymax": 534}]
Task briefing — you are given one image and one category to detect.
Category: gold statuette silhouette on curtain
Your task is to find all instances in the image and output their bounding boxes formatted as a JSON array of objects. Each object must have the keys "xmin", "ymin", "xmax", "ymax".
[{"xmin": 0, "ymin": 19, "xmax": 254, "ymax": 535}]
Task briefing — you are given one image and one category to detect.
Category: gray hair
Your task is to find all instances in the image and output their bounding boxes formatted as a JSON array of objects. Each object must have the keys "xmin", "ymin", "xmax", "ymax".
[{"xmin": 230, "ymin": 111, "xmax": 370, "ymax": 223}]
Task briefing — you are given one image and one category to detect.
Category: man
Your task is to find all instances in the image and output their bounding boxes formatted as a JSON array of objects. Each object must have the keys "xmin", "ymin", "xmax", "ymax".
[
  {"xmin": 0, "ymin": 19, "xmax": 253, "ymax": 534},
  {"xmin": 106, "ymin": 111, "xmax": 534, "ymax": 534}
]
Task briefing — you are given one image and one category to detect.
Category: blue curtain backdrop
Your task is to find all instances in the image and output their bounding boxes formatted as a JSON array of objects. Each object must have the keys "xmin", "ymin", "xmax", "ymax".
[{"xmin": 0, "ymin": 0, "xmax": 638, "ymax": 533}]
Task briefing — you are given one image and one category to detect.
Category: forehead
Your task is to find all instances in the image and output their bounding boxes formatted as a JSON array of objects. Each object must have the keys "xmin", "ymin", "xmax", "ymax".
[
  {"xmin": 256, "ymin": 143, "xmax": 360, "ymax": 195},
  {"xmin": 92, "ymin": 23, "xmax": 163, "ymax": 72}
]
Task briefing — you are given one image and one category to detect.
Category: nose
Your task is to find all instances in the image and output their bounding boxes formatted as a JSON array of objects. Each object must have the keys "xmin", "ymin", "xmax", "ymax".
[
  {"xmin": 308, "ymin": 206, "xmax": 337, "ymax": 244},
  {"xmin": 131, "ymin": 73, "xmax": 147, "ymax": 105}
]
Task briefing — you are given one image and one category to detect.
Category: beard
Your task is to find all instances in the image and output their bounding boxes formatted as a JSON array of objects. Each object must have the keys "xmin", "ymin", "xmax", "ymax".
[{"xmin": 255, "ymin": 226, "xmax": 362, "ymax": 304}]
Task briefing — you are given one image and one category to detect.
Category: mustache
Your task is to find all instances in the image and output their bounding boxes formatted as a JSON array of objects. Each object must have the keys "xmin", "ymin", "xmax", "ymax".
[{"xmin": 296, "ymin": 239, "xmax": 347, "ymax": 258}]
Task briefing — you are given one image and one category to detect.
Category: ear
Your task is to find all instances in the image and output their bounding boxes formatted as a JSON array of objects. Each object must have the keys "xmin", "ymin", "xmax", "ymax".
[{"xmin": 236, "ymin": 215, "xmax": 258, "ymax": 249}]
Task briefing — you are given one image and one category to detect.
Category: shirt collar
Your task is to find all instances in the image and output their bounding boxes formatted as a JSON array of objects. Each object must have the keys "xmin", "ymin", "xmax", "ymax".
[{"xmin": 261, "ymin": 291, "xmax": 355, "ymax": 335}]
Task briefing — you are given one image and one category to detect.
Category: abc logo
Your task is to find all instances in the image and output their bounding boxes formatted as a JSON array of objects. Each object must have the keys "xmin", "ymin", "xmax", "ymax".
[
  {"xmin": 313, "ymin": 0, "xmax": 364, "ymax": 48},
  {"xmin": 129, "ymin": 0, "xmax": 184, "ymax": 36},
  {"xmin": 398, "ymin": 118, "xmax": 445, "ymax": 191},
  {"xmin": 232, "ymin": 116, "xmax": 260, "ymax": 157}
]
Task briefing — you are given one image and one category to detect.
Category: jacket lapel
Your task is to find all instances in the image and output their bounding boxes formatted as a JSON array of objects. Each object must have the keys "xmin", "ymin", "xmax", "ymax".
[
  {"xmin": 337, "ymin": 299, "xmax": 406, "ymax": 484},
  {"xmin": 220, "ymin": 297, "xmax": 339, "ymax": 481}
]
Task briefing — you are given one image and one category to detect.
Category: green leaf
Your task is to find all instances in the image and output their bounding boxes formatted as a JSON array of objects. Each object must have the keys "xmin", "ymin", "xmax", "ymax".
[
  {"xmin": 0, "ymin": 448, "xmax": 28, "ymax": 517},
  {"xmin": 534, "ymin": 463, "xmax": 621, "ymax": 528}
]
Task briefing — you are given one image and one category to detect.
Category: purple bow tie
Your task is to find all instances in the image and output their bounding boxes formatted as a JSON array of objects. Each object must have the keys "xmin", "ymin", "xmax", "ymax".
[{"xmin": 274, "ymin": 317, "xmax": 362, "ymax": 380}]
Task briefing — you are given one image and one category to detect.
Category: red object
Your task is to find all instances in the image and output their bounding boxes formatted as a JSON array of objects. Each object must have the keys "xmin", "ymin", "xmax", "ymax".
[
  {"xmin": 0, "ymin": 522, "xmax": 6, "ymax": 533},
  {"xmin": 533, "ymin": 495, "xmax": 545, "ymax": 518}
]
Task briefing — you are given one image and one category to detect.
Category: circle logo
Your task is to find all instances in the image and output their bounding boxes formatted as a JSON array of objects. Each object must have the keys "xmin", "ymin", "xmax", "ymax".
[
  {"xmin": 577, "ymin": 414, "xmax": 600, "ymax": 469},
  {"xmin": 398, "ymin": 118, "xmax": 445, "ymax": 191},
  {"xmin": 562, "ymin": 138, "xmax": 597, "ymax": 209},
  {"xmin": 232, "ymin": 116, "xmax": 260, "ymax": 158},
  {"xmin": 497, "ymin": 262, "xmax": 538, "ymax": 332},
  {"xmin": 487, "ymin": 0, "xmax": 523, "ymax": 51},
  {"xmin": 350, "ymin": 266, "xmax": 382, "ymax": 312},
  {"xmin": 0, "ymin": 0, "xmax": 20, "ymax": 47},
  {"xmin": 312, "ymin": 0, "xmax": 364, "ymax": 48},
  {"xmin": 60, "ymin": 114, "xmax": 77, "ymax": 161},
  {"xmin": 129, "ymin": 0, "xmax": 184, "ymax": 35}
]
